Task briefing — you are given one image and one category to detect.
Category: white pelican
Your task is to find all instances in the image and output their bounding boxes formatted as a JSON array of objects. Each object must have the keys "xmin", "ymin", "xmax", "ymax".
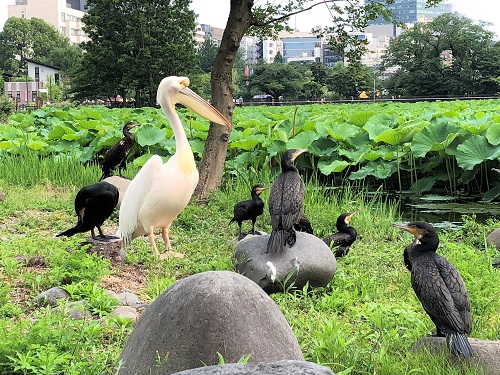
[{"xmin": 116, "ymin": 76, "xmax": 231, "ymax": 259}]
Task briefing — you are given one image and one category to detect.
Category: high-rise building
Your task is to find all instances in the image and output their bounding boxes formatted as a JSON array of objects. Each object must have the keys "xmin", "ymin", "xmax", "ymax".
[
  {"xmin": 366, "ymin": 0, "xmax": 451, "ymax": 25},
  {"xmin": 8, "ymin": 0, "xmax": 88, "ymax": 44}
]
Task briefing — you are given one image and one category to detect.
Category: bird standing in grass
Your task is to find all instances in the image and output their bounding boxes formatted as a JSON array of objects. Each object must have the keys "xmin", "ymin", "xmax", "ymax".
[
  {"xmin": 230, "ymin": 184, "xmax": 268, "ymax": 238},
  {"xmin": 267, "ymin": 148, "xmax": 307, "ymax": 254},
  {"xmin": 323, "ymin": 210, "xmax": 359, "ymax": 257},
  {"xmin": 57, "ymin": 181, "xmax": 119, "ymax": 241},
  {"xmin": 392, "ymin": 221, "xmax": 474, "ymax": 359},
  {"xmin": 100, "ymin": 121, "xmax": 139, "ymax": 181},
  {"xmin": 116, "ymin": 76, "xmax": 231, "ymax": 259}
]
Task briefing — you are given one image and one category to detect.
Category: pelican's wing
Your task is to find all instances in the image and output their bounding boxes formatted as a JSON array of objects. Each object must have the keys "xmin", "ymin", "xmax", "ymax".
[{"xmin": 116, "ymin": 155, "xmax": 163, "ymax": 246}]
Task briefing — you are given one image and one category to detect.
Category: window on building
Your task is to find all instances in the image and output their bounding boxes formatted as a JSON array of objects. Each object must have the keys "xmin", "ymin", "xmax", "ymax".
[
  {"xmin": 35, "ymin": 67, "xmax": 39, "ymax": 82},
  {"xmin": 55, "ymin": 74, "xmax": 60, "ymax": 84},
  {"xmin": 32, "ymin": 91, "xmax": 37, "ymax": 102},
  {"xmin": 61, "ymin": 26, "xmax": 66, "ymax": 36},
  {"xmin": 61, "ymin": 12, "xmax": 65, "ymax": 22},
  {"xmin": 16, "ymin": 91, "xmax": 20, "ymax": 100}
]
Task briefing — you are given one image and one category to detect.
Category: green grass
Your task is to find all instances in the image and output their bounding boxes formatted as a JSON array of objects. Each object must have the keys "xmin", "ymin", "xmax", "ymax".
[{"xmin": 0, "ymin": 157, "xmax": 498, "ymax": 375}]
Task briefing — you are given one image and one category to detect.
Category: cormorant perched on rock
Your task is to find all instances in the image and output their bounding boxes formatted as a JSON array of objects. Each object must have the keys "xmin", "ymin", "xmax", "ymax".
[
  {"xmin": 392, "ymin": 221, "xmax": 474, "ymax": 359},
  {"xmin": 323, "ymin": 210, "xmax": 359, "ymax": 257},
  {"xmin": 267, "ymin": 149, "xmax": 307, "ymax": 254},
  {"xmin": 100, "ymin": 121, "xmax": 139, "ymax": 181},
  {"xmin": 230, "ymin": 184, "xmax": 268, "ymax": 237},
  {"xmin": 57, "ymin": 181, "xmax": 119, "ymax": 241},
  {"xmin": 294, "ymin": 212, "xmax": 314, "ymax": 234}
]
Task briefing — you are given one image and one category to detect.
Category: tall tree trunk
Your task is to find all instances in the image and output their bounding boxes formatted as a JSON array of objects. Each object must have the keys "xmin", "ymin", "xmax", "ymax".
[{"xmin": 194, "ymin": 0, "xmax": 254, "ymax": 202}]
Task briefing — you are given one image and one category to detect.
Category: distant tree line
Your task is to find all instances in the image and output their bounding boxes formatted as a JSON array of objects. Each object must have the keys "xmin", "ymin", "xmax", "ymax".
[{"xmin": 0, "ymin": 4, "xmax": 498, "ymax": 105}]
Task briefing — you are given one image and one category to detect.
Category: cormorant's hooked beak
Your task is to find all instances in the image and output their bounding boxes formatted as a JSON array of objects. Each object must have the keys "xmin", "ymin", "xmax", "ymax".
[
  {"xmin": 175, "ymin": 83, "xmax": 232, "ymax": 127},
  {"xmin": 345, "ymin": 209, "xmax": 360, "ymax": 224},
  {"xmin": 292, "ymin": 148, "xmax": 307, "ymax": 160},
  {"xmin": 391, "ymin": 223, "xmax": 418, "ymax": 237},
  {"xmin": 256, "ymin": 186, "xmax": 269, "ymax": 195}
]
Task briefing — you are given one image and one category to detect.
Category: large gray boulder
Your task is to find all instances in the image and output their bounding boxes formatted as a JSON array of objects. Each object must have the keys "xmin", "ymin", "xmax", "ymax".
[
  {"xmin": 412, "ymin": 337, "xmax": 500, "ymax": 375},
  {"xmin": 116, "ymin": 271, "xmax": 303, "ymax": 375},
  {"xmin": 234, "ymin": 232, "xmax": 337, "ymax": 294},
  {"xmin": 171, "ymin": 360, "xmax": 335, "ymax": 375},
  {"xmin": 486, "ymin": 228, "xmax": 500, "ymax": 251}
]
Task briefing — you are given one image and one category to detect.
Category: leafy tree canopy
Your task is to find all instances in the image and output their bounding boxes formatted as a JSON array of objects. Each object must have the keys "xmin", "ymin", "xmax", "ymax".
[
  {"xmin": 382, "ymin": 13, "xmax": 499, "ymax": 96},
  {"xmin": 0, "ymin": 17, "xmax": 78, "ymax": 75},
  {"xmin": 72, "ymin": 0, "xmax": 198, "ymax": 106}
]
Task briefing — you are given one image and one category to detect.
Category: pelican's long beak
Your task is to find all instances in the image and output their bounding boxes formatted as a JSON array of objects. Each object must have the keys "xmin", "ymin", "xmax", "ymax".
[{"xmin": 176, "ymin": 87, "xmax": 232, "ymax": 127}]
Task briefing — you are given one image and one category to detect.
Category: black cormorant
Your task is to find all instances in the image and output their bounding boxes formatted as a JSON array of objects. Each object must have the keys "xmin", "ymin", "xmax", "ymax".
[
  {"xmin": 267, "ymin": 148, "xmax": 307, "ymax": 254},
  {"xmin": 392, "ymin": 221, "xmax": 474, "ymax": 359},
  {"xmin": 57, "ymin": 181, "xmax": 119, "ymax": 240},
  {"xmin": 100, "ymin": 121, "xmax": 139, "ymax": 180},
  {"xmin": 323, "ymin": 210, "xmax": 359, "ymax": 257},
  {"xmin": 294, "ymin": 212, "xmax": 314, "ymax": 234},
  {"xmin": 230, "ymin": 184, "xmax": 268, "ymax": 237}
]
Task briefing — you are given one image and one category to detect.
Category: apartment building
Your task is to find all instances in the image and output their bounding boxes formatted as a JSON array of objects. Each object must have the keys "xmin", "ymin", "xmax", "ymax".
[{"xmin": 8, "ymin": 0, "xmax": 88, "ymax": 44}]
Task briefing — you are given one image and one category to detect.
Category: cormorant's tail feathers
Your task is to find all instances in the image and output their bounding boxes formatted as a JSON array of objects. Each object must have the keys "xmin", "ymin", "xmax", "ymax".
[
  {"xmin": 447, "ymin": 332, "xmax": 473, "ymax": 359},
  {"xmin": 56, "ymin": 226, "xmax": 80, "ymax": 238},
  {"xmin": 267, "ymin": 229, "xmax": 296, "ymax": 253}
]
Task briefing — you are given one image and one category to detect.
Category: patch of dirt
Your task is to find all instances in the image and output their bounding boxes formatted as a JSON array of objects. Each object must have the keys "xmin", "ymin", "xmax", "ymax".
[{"xmin": 100, "ymin": 264, "xmax": 149, "ymax": 296}]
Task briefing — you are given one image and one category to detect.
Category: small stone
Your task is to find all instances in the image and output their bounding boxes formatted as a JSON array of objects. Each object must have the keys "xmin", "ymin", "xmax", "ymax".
[
  {"xmin": 234, "ymin": 232, "xmax": 337, "ymax": 294},
  {"xmin": 109, "ymin": 306, "xmax": 139, "ymax": 324},
  {"xmin": 54, "ymin": 300, "xmax": 91, "ymax": 320},
  {"xmin": 33, "ymin": 287, "xmax": 70, "ymax": 307},
  {"xmin": 486, "ymin": 228, "xmax": 500, "ymax": 251},
  {"xmin": 116, "ymin": 292, "xmax": 140, "ymax": 306}
]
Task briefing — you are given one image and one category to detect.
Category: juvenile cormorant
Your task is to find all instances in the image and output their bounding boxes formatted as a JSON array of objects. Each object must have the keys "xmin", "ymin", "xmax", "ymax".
[
  {"xmin": 323, "ymin": 210, "xmax": 359, "ymax": 257},
  {"xmin": 267, "ymin": 148, "xmax": 307, "ymax": 254},
  {"xmin": 230, "ymin": 184, "xmax": 268, "ymax": 237},
  {"xmin": 100, "ymin": 121, "xmax": 139, "ymax": 180},
  {"xmin": 57, "ymin": 181, "xmax": 119, "ymax": 240},
  {"xmin": 392, "ymin": 221, "xmax": 474, "ymax": 359},
  {"xmin": 294, "ymin": 212, "xmax": 314, "ymax": 234}
]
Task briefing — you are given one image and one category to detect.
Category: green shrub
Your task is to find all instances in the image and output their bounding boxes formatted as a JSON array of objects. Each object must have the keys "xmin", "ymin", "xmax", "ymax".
[{"xmin": 0, "ymin": 95, "xmax": 15, "ymax": 122}]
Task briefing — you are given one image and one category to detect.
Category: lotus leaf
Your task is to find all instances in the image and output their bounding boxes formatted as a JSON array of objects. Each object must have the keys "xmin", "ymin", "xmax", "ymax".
[
  {"xmin": 230, "ymin": 134, "xmax": 266, "ymax": 151},
  {"xmin": 348, "ymin": 162, "xmax": 395, "ymax": 180},
  {"xmin": 411, "ymin": 121, "xmax": 459, "ymax": 157},
  {"xmin": 286, "ymin": 130, "xmax": 318, "ymax": 150},
  {"xmin": 133, "ymin": 153, "xmax": 169, "ymax": 167},
  {"xmin": 308, "ymin": 138, "xmax": 336, "ymax": 157},
  {"xmin": 412, "ymin": 177, "xmax": 437, "ymax": 194},
  {"xmin": 137, "ymin": 126, "xmax": 167, "ymax": 147},
  {"xmin": 48, "ymin": 125, "xmax": 76, "ymax": 140},
  {"xmin": 318, "ymin": 159, "xmax": 350, "ymax": 175},
  {"xmin": 485, "ymin": 122, "xmax": 500, "ymax": 145},
  {"xmin": 323, "ymin": 123, "xmax": 360, "ymax": 140},
  {"xmin": 348, "ymin": 111, "xmax": 376, "ymax": 127},
  {"xmin": 455, "ymin": 135, "xmax": 500, "ymax": 170},
  {"xmin": 266, "ymin": 140, "xmax": 286, "ymax": 156},
  {"xmin": 190, "ymin": 138, "xmax": 205, "ymax": 157},
  {"xmin": 482, "ymin": 183, "xmax": 500, "ymax": 202}
]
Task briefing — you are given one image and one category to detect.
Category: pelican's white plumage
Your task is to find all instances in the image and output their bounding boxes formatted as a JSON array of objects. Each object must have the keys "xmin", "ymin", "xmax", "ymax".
[{"xmin": 116, "ymin": 76, "xmax": 231, "ymax": 259}]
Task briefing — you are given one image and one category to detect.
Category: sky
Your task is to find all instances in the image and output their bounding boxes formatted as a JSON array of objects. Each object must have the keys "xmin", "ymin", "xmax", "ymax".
[{"xmin": 0, "ymin": 0, "xmax": 499, "ymax": 38}]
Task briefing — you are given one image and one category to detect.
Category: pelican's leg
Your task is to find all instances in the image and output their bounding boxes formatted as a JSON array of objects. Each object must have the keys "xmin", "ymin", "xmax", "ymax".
[
  {"xmin": 148, "ymin": 231, "xmax": 160, "ymax": 256},
  {"xmin": 160, "ymin": 227, "xmax": 186, "ymax": 259}
]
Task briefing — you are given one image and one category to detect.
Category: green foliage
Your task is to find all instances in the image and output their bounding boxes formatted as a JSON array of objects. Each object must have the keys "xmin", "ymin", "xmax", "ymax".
[
  {"xmin": 0, "ymin": 172, "xmax": 498, "ymax": 375},
  {"xmin": 0, "ymin": 95, "xmax": 15, "ymax": 122},
  {"xmin": 383, "ymin": 13, "xmax": 499, "ymax": 97},
  {"xmin": 198, "ymin": 39, "xmax": 219, "ymax": 73},
  {"xmin": 73, "ymin": 0, "xmax": 198, "ymax": 106}
]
